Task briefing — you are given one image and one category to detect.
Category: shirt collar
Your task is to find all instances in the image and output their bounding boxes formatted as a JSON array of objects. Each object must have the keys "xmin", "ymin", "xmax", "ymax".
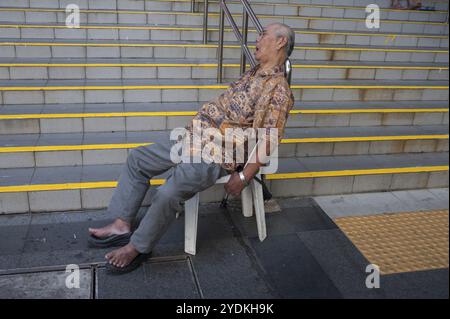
[{"xmin": 253, "ymin": 63, "xmax": 285, "ymax": 77}]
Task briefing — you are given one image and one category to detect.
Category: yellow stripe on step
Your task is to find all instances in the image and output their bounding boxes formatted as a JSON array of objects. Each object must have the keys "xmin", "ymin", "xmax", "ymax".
[
  {"xmin": 1, "ymin": 135, "xmax": 447, "ymax": 153},
  {"xmin": 0, "ymin": 112, "xmax": 198, "ymax": 119},
  {"xmin": 291, "ymin": 108, "xmax": 449, "ymax": 114},
  {"xmin": 0, "ymin": 23, "xmax": 447, "ymax": 37},
  {"xmin": 0, "ymin": 179, "xmax": 165, "ymax": 193},
  {"xmin": 0, "ymin": 108, "xmax": 447, "ymax": 120},
  {"xmin": 0, "ymin": 11, "xmax": 446, "ymax": 29},
  {"xmin": 0, "ymin": 85, "xmax": 448, "ymax": 91},
  {"xmin": 282, "ymin": 135, "xmax": 449, "ymax": 143},
  {"xmin": 0, "ymin": 166, "xmax": 447, "ymax": 193},
  {"xmin": 0, "ymin": 2, "xmax": 446, "ymax": 14},
  {"xmin": 0, "ymin": 42, "xmax": 447, "ymax": 53},
  {"xmin": 0, "ymin": 143, "xmax": 153, "ymax": 153},
  {"xmin": 0, "ymin": 85, "xmax": 228, "ymax": 91},
  {"xmin": 0, "ymin": 63, "xmax": 447, "ymax": 71},
  {"xmin": 266, "ymin": 166, "xmax": 449, "ymax": 180}
]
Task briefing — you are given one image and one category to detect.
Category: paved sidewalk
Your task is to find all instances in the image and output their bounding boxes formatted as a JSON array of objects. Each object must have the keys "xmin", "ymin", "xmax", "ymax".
[{"xmin": 0, "ymin": 192, "xmax": 448, "ymax": 299}]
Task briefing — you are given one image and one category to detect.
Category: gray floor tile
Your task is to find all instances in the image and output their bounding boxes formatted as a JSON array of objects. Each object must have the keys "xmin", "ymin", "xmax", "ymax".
[
  {"xmin": 297, "ymin": 229, "xmax": 382, "ymax": 299},
  {"xmin": 380, "ymin": 269, "xmax": 449, "ymax": 299},
  {"xmin": 249, "ymin": 233, "xmax": 342, "ymax": 298},
  {"xmin": 314, "ymin": 188, "xmax": 449, "ymax": 218},
  {"xmin": 191, "ymin": 235, "xmax": 275, "ymax": 299},
  {"xmin": 0, "ymin": 269, "xmax": 91, "ymax": 299},
  {"xmin": 97, "ymin": 259, "xmax": 200, "ymax": 299}
]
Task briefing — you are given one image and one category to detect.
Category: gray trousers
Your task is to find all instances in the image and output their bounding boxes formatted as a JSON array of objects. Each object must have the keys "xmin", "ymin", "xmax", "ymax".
[{"xmin": 107, "ymin": 135, "xmax": 228, "ymax": 253}]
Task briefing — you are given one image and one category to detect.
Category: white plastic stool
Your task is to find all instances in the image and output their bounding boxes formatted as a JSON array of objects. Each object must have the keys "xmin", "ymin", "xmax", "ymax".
[{"xmin": 184, "ymin": 172, "xmax": 266, "ymax": 255}]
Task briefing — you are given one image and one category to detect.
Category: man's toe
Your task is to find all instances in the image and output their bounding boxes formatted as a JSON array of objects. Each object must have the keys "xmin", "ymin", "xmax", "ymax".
[{"xmin": 106, "ymin": 250, "xmax": 117, "ymax": 260}]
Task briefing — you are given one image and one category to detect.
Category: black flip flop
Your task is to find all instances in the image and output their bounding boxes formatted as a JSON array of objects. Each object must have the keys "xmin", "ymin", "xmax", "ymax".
[
  {"xmin": 105, "ymin": 253, "xmax": 151, "ymax": 275},
  {"xmin": 88, "ymin": 232, "xmax": 132, "ymax": 248}
]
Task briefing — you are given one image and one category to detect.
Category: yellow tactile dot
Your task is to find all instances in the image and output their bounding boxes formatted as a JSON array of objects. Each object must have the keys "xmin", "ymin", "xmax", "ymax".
[{"xmin": 335, "ymin": 209, "xmax": 449, "ymax": 275}]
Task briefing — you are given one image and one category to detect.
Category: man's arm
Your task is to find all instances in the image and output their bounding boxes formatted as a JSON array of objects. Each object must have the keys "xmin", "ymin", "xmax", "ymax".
[
  {"xmin": 224, "ymin": 81, "xmax": 293, "ymax": 196},
  {"xmin": 224, "ymin": 158, "xmax": 263, "ymax": 197}
]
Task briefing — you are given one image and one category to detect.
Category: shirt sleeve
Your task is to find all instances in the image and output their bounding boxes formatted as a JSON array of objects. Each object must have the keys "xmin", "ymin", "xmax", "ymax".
[
  {"xmin": 262, "ymin": 84, "xmax": 294, "ymax": 138},
  {"xmin": 261, "ymin": 81, "xmax": 294, "ymax": 148}
]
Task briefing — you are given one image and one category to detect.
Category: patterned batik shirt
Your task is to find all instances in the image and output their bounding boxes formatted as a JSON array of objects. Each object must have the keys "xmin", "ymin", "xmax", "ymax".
[{"xmin": 183, "ymin": 63, "xmax": 295, "ymax": 171}]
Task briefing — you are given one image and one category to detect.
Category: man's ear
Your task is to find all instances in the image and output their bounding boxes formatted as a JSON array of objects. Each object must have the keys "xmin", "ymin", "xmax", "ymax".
[{"xmin": 276, "ymin": 36, "xmax": 288, "ymax": 51}]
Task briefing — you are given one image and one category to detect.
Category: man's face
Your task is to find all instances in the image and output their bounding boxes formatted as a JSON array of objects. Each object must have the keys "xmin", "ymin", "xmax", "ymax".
[{"xmin": 255, "ymin": 25, "xmax": 278, "ymax": 63}]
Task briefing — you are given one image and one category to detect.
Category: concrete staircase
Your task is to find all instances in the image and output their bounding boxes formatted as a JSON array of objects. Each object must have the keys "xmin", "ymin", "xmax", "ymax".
[{"xmin": 0, "ymin": 0, "xmax": 448, "ymax": 214}]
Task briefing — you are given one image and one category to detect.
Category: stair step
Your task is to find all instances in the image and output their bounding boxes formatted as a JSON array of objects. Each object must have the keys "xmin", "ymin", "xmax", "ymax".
[
  {"xmin": 0, "ymin": 21, "xmax": 447, "ymax": 44},
  {"xmin": 2, "ymin": 0, "xmax": 448, "ymax": 14},
  {"xmin": 1, "ymin": 25, "xmax": 448, "ymax": 49},
  {"xmin": 1, "ymin": 101, "xmax": 448, "ymax": 134},
  {"xmin": 1, "ymin": 39, "xmax": 447, "ymax": 62},
  {"xmin": 0, "ymin": 4, "xmax": 448, "ymax": 24},
  {"xmin": 0, "ymin": 151, "xmax": 447, "ymax": 213},
  {"xmin": 0, "ymin": 125, "xmax": 447, "ymax": 168},
  {"xmin": 0, "ymin": 79, "xmax": 447, "ymax": 106},
  {"xmin": 1, "ymin": 58, "xmax": 448, "ymax": 81}
]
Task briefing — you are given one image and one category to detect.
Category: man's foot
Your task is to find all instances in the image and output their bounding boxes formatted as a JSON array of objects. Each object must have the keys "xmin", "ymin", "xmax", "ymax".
[
  {"xmin": 105, "ymin": 243, "xmax": 140, "ymax": 268},
  {"xmin": 88, "ymin": 218, "xmax": 131, "ymax": 238}
]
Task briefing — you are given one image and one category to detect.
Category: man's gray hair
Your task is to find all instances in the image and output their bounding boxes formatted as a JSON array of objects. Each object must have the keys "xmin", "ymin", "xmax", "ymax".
[{"xmin": 272, "ymin": 23, "xmax": 295, "ymax": 57}]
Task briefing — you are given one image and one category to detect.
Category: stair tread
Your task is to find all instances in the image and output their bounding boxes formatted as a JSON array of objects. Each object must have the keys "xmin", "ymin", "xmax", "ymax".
[
  {"xmin": 1, "ymin": 1, "xmax": 447, "ymax": 12},
  {"xmin": 2, "ymin": 20, "xmax": 447, "ymax": 29},
  {"xmin": 0, "ymin": 4, "xmax": 447, "ymax": 14},
  {"xmin": 1, "ymin": 100, "xmax": 447, "ymax": 114},
  {"xmin": 0, "ymin": 125, "xmax": 447, "ymax": 148},
  {"xmin": 1, "ymin": 38, "xmax": 447, "ymax": 51},
  {"xmin": 0, "ymin": 152, "xmax": 447, "ymax": 187},
  {"xmin": 1, "ymin": 78, "xmax": 448, "ymax": 87},
  {"xmin": 0, "ymin": 57, "xmax": 447, "ymax": 68}
]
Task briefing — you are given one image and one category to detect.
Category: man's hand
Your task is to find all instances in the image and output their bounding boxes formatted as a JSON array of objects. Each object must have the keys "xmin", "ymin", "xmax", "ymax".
[{"xmin": 224, "ymin": 172, "xmax": 247, "ymax": 197}]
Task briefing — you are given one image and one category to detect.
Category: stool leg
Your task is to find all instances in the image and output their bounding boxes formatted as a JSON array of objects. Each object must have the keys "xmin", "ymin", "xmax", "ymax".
[
  {"xmin": 241, "ymin": 185, "xmax": 253, "ymax": 217},
  {"xmin": 251, "ymin": 175, "xmax": 267, "ymax": 242},
  {"xmin": 185, "ymin": 192, "xmax": 200, "ymax": 255}
]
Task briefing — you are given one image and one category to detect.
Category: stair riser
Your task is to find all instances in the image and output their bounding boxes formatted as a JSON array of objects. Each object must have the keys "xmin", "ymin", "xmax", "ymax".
[
  {"xmin": 1, "ymin": 23, "xmax": 448, "ymax": 42},
  {"xmin": 0, "ymin": 10, "xmax": 448, "ymax": 30},
  {"xmin": 205, "ymin": 3, "xmax": 450, "ymax": 22},
  {"xmin": 1, "ymin": 65, "xmax": 448, "ymax": 81},
  {"xmin": 0, "ymin": 112, "xmax": 447, "ymax": 134},
  {"xmin": 1, "ymin": 10, "xmax": 448, "ymax": 26},
  {"xmin": 1, "ymin": 26, "xmax": 448, "ymax": 47},
  {"xmin": 1, "ymin": 139, "xmax": 447, "ymax": 169},
  {"xmin": 2, "ymin": 44, "xmax": 447, "ymax": 63},
  {"xmin": 2, "ymin": 5, "xmax": 449, "ymax": 24},
  {"xmin": 200, "ymin": 0, "xmax": 449, "ymax": 12},
  {"xmin": 1, "ymin": 170, "xmax": 447, "ymax": 214},
  {"xmin": 2, "ymin": 0, "xmax": 448, "ymax": 13},
  {"xmin": 1, "ymin": 88, "xmax": 448, "ymax": 106}
]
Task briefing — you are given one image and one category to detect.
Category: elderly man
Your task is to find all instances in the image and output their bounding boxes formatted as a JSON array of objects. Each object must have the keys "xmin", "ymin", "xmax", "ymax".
[{"xmin": 88, "ymin": 23, "xmax": 295, "ymax": 274}]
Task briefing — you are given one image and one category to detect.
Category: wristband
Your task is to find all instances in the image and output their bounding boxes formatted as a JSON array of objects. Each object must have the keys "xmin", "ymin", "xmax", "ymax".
[{"xmin": 239, "ymin": 171, "xmax": 249, "ymax": 186}]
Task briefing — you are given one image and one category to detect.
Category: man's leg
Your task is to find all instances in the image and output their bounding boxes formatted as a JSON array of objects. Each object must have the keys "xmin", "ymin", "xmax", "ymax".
[
  {"xmin": 105, "ymin": 162, "xmax": 227, "ymax": 267},
  {"xmin": 89, "ymin": 137, "xmax": 177, "ymax": 237}
]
